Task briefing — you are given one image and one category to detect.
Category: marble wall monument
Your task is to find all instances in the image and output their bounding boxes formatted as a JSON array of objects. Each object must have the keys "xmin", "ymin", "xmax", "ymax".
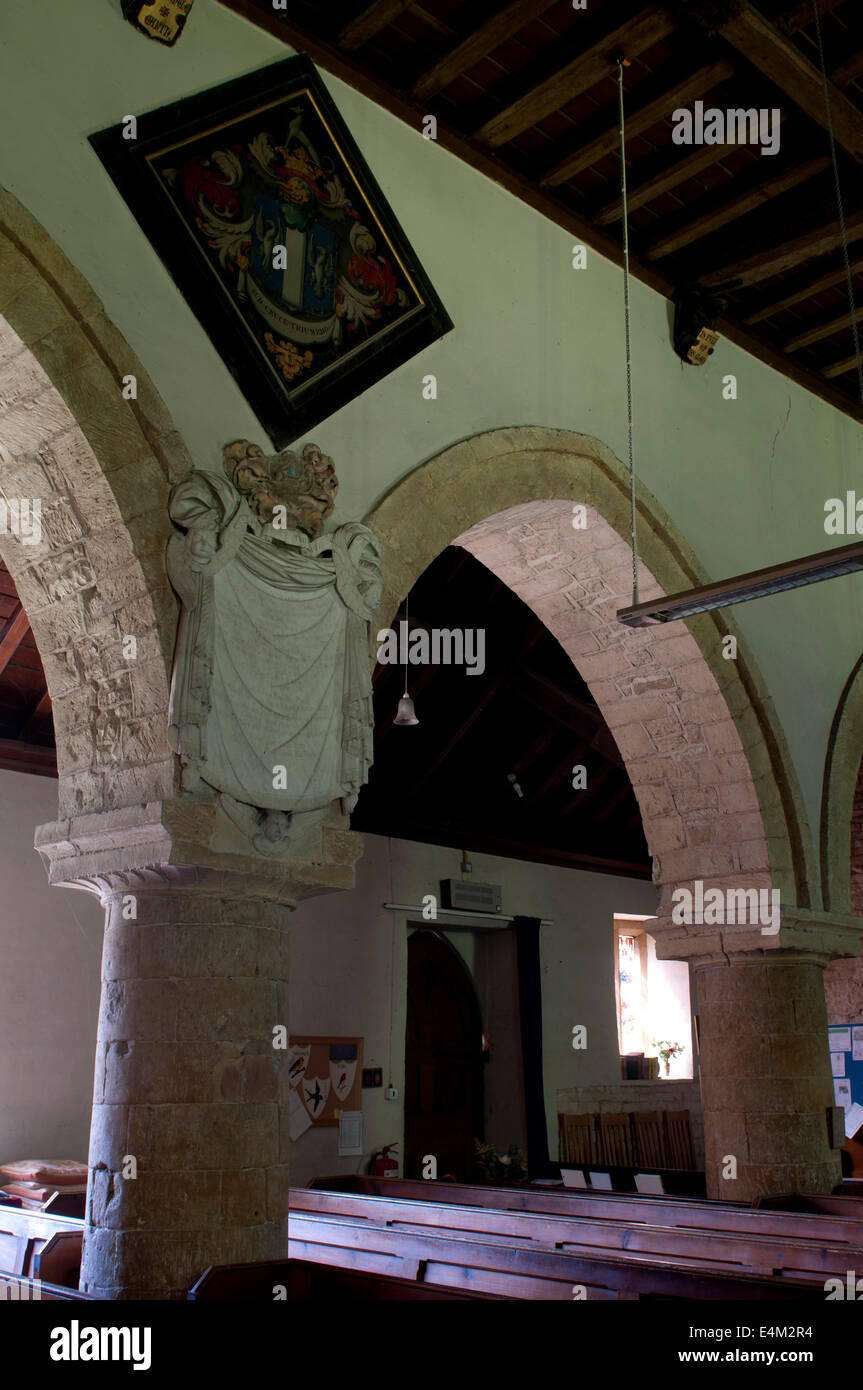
[{"xmin": 167, "ymin": 440, "xmax": 382, "ymax": 852}]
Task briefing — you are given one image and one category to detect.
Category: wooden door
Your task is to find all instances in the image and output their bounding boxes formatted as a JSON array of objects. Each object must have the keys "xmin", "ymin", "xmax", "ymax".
[{"xmin": 404, "ymin": 930, "xmax": 484, "ymax": 1182}]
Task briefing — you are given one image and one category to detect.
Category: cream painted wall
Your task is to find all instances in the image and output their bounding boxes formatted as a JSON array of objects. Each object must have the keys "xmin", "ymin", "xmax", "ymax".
[
  {"xmin": 0, "ymin": 770, "xmax": 103, "ymax": 1164},
  {"xmin": 1, "ymin": 0, "xmax": 860, "ymax": 868},
  {"xmin": 288, "ymin": 831, "xmax": 656, "ymax": 1184}
]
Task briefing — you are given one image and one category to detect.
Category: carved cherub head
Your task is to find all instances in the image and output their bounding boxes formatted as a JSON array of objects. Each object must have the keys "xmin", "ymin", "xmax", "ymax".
[{"xmin": 222, "ymin": 439, "xmax": 338, "ymax": 539}]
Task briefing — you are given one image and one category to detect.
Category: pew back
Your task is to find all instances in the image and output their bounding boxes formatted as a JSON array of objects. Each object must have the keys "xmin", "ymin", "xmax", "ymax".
[
  {"xmin": 291, "ymin": 1186, "xmax": 857, "ymax": 1282},
  {"xmin": 289, "ymin": 1210, "xmax": 827, "ymax": 1300}
]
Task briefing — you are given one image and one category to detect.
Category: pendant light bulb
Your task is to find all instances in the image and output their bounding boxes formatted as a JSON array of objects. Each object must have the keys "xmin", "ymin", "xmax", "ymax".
[{"xmin": 394, "ymin": 593, "xmax": 419, "ymax": 725}]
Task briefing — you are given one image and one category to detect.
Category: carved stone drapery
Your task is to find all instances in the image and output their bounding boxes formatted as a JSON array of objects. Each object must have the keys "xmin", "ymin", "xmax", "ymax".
[{"xmin": 166, "ymin": 441, "xmax": 381, "ymax": 852}]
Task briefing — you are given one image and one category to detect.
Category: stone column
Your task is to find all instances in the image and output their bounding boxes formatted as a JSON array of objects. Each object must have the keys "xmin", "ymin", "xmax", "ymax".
[
  {"xmin": 653, "ymin": 907, "xmax": 863, "ymax": 1202},
  {"xmin": 36, "ymin": 799, "xmax": 361, "ymax": 1299}
]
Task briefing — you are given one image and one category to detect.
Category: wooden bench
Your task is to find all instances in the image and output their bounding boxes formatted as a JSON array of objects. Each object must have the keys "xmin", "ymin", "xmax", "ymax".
[
  {"xmin": 288, "ymin": 1209, "xmax": 827, "ymax": 1300},
  {"xmin": 0, "ymin": 1272, "xmax": 94, "ymax": 1301},
  {"xmin": 291, "ymin": 1186, "xmax": 857, "ymax": 1284},
  {"xmin": 0, "ymin": 1206, "xmax": 84, "ymax": 1288},
  {"xmin": 307, "ymin": 1173, "xmax": 863, "ymax": 1249},
  {"xmin": 189, "ymin": 1258, "xmax": 509, "ymax": 1299}
]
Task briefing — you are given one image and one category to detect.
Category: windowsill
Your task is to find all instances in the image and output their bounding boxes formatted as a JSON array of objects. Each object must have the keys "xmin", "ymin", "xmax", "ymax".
[{"xmin": 619, "ymin": 1077, "xmax": 696, "ymax": 1084}]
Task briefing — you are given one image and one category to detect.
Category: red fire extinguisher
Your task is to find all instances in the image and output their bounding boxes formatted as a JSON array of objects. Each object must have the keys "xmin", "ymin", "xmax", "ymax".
[{"xmin": 368, "ymin": 1143, "xmax": 399, "ymax": 1178}]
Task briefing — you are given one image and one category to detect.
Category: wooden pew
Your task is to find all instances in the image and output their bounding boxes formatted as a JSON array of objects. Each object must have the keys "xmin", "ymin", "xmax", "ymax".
[
  {"xmin": 0, "ymin": 1205, "xmax": 84, "ymax": 1287},
  {"xmin": 0, "ymin": 1272, "xmax": 94, "ymax": 1301},
  {"xmin": 306, "ymin": 1174, "xmax": 863, "ymax": 1249},
  {"xmin": 291, "ymin": 1187, "xmax": 857, "ymax": 1283},
  {"xmin": 189, "ymin": 1258, "xmax": 508, "ymax": 1299},
  {"xmin": 288, "ymin": 1210, "xmax": 827, "ymax": 1300}
]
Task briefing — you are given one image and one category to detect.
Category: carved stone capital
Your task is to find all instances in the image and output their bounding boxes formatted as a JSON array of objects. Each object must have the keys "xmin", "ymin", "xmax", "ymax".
[
  {"xmin": 34, "ymin": 797, "xmax": 363, "ymax": 904},
  {"xmin": 649, "ymin": 904, "xmax": 863, "ymax": 970}
]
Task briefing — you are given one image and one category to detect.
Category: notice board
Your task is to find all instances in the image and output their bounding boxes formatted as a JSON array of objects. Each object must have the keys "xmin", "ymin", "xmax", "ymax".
[
  {"xmin": 828, "ymin": 1024, "xmax": 863, "ymax": 1138},
  {"xmin": 288, "ymin": 1035, "xmax": 363, "ymax": 1128}
]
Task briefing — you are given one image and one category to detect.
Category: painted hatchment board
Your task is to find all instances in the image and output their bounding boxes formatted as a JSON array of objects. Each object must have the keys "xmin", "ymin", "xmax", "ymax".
[{"xmin": 288, "ymin": 1035, "xmax": 363, "ymax": 1127}]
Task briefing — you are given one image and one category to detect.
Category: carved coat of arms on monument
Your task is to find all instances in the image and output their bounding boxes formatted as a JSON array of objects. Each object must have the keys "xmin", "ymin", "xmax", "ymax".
[{"xmin": 166, "ymin": 440, "xmax": 382, "ymax": 855}]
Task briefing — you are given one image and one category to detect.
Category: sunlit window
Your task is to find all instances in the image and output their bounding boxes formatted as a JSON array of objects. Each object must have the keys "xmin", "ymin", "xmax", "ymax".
[{"xmin": 614, "ymin": 915, "xmax": 694, "ymax": 1080}]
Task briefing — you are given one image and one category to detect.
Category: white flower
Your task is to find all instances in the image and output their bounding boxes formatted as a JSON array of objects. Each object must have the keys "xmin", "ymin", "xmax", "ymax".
[{"xmin": 500, "ymin": 1155, "xmax": 511, "ymax": 1165}]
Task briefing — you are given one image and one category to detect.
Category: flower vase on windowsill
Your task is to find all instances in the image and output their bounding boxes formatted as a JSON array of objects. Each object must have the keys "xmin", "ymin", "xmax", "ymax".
[{"xmin": 654, "ymin": 1039, "xmax": 684, "ymax": 1078}]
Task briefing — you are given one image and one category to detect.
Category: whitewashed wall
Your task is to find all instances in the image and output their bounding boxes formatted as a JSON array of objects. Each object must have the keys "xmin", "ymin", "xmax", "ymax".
[
  {"xmin": 289, "ymin": 831, "xmax": 656, "ymax": 1185},
  {"xmin": 1, "ymin": 1, "xmax": 861, "ymax": 854},
  {"xmin": 0, "ymin": 770, "xmax": 103, "ymax": 1163}
]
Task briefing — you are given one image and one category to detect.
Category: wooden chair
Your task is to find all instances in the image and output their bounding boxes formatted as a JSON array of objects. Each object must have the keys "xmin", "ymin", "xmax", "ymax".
[
  {"xmin": 598, "ymin": 1113, "xmax": 635, "ymax": 1167},
  {"xmin": 664, "ymin": 1110, "xmax": 696, "ymax": 1169},
  {"xmin": 558, "ymin": 1113, "xmax": 598, "ymax": 1165},
  {"xmin": 632, "ymin": 1111, "xmax": 666, "ymax": 1168}
]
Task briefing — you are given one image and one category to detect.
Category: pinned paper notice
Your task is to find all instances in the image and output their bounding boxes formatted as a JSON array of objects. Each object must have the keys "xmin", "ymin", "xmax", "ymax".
[
  {"xmin": 845, "ymin": 1102, "xmax": 863, "ymax": 1141},
  {"xmin": 852, "ymin": 1025, "xmax": 863, "ymax": 1043},
  {"xmin": 834, "ymin": 1078, "xmax": 852, "ymax": 1109},
  {"xmin": 829, "ymin": 1027, "xmax": 852, "ymax": 1052},
  {"xmin": 854, "ymin": 1041, "xmax": 863, "ymax": 1063},
  {"xmin": 561, "ymin": 1168, "xmax": 588, "ymax": 1188},
  {"xmin": 635, "ymin": 1173, "xmax": 665, "ymax": 1195},
  {"xmin": 832, "ymin": 1052, "xmax": 847, "ymax": 1077}
]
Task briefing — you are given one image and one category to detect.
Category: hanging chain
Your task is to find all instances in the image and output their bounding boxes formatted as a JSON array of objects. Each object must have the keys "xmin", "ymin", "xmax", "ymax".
[
  {"xmin": 616, "ymin": 56, "xmax": 639, "ymax": 606},
  {"xmin": 813, "ymin": 0, "xmax": 863, "ymax": 406}
]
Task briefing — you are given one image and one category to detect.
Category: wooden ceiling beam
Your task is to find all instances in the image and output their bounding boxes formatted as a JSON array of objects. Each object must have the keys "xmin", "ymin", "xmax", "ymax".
[
  {"xmin": 643, "ymin": 154, "xmax": 829, "ymax": 260},
  {"xmin": 832, "ymin": 50, "xmax": 863, "ymax": 90},
  {"xmin": 561, "ymin": 756, "xmax": 618, "ymax": 815},
  {"xmin": 775, "ymin": 0, "xmax": 848, "ymax": 36},
  {"xmin": 593, "ymin": 141, "xmax": 739, "ymax": 224},
  {"xmin": 784, "ymin": 304, "xmax": 863, "ymax": 352},
  {"xmin": 594, "ymin": 781, "xmax": 636, "ymax": 824},
  {"xmin": 743, "ymin": 253, "xmax": 863, "ymax": 323},
  {"xmin": 411, "ymin": 0, "xmax": 555, "ymax": 101},
  {"xmin": 473, "ymin": 5, "xmax": 676, "ymax": 149},
  {"xmin": 0, "ymin": 605, "xmax": 29, "ymax": 678},
  {"xmin": 704, "ymin": 2, "xmax": 863, "ymax": 165},
  {"xmin": 541, "ymin": 59, "xmax": 735, "ymax": 188},
  {"xmin": 701, "ymin": 208, "xmax": 863, "ymax": 288},
  {"xmin": 21, "ymin": 687, "xmax": 52, "ymax": 740},
  {"xmin": 823, "ymin": 349, "xmax": 863, "ymax": 379},
  {"xmin": 214, "ymin": 0, "xmax": 863, "ymax": 426},
  {"xmin": 0, "ymin": 736, "xmax": 57, "ymax": 778},
  {"xmin": 412, "ymin": 6, "xmax": 455, "ymax": 39},
  {"xmin": 523, "ymin": 741, "xmax": 589, "ymax": 808},
  {"xmin": 338, "ymin": 0, "xmax": 416, "ymax": 51}
]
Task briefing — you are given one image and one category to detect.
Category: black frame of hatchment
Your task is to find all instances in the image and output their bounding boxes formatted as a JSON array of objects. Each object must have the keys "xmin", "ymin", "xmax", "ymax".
[{"xmin": 89, "ymin": 54, "xmax": 452, "ymax": 447}]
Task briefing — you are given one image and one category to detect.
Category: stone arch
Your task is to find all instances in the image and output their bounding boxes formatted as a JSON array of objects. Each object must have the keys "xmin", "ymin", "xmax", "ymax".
[
  {"xmin": 821, "ymin": 654, "xmax": 863, "ymax": 917},
  {"xmin": 0, "ymin": 186, "xmax": 191, "ymax": 817},
  {"xmin": 365, "ymin": 426, "xmax": 813, "ymax": 915}
]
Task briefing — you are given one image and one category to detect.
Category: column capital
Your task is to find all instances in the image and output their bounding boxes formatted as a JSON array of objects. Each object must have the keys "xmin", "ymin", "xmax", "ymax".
[
  {"xmin": 34, "ymin": 797, "xmax": 363, "ymax": 904},
  {"xmin": 649, "ymin": 904, "xmax": 863, "ymax": 969}
]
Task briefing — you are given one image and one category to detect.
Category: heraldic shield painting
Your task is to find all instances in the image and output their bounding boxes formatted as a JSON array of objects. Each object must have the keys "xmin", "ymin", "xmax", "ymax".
[{"xmin": 90, "ymin": 56, "xmax": 452, "ymax": 445}]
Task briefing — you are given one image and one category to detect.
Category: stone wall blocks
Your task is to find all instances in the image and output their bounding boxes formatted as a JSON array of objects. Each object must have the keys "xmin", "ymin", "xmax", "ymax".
[
  {"xmin": 97, "ymin": 977, "xmax": 178, "ymax": 1043},
  {"xmin": 126, "ymin": 1101, "xmax": 278, "ymax": 1171}
]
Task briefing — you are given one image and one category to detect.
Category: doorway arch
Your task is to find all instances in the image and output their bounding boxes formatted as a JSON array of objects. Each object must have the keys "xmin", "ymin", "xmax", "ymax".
[
  {"xmin": 365, "ymin": 427, "xmax": 812, "ymax": 918},
  {"xmin": 404, "ymin": 929, "xmax": 484, "ymax": 1182}
]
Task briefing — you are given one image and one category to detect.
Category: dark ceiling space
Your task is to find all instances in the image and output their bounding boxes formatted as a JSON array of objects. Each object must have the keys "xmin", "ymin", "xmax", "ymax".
[
  {"xmin": 0, "ymin": 560, "xmax": 55, "ymax": 776},
  {"xmin": 352, "ymin": 545, "xmax": 651, "ymax": 878},
  {"xmin": 222, "ymin": 0, "xmax": 863, "ymax": 423}
]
